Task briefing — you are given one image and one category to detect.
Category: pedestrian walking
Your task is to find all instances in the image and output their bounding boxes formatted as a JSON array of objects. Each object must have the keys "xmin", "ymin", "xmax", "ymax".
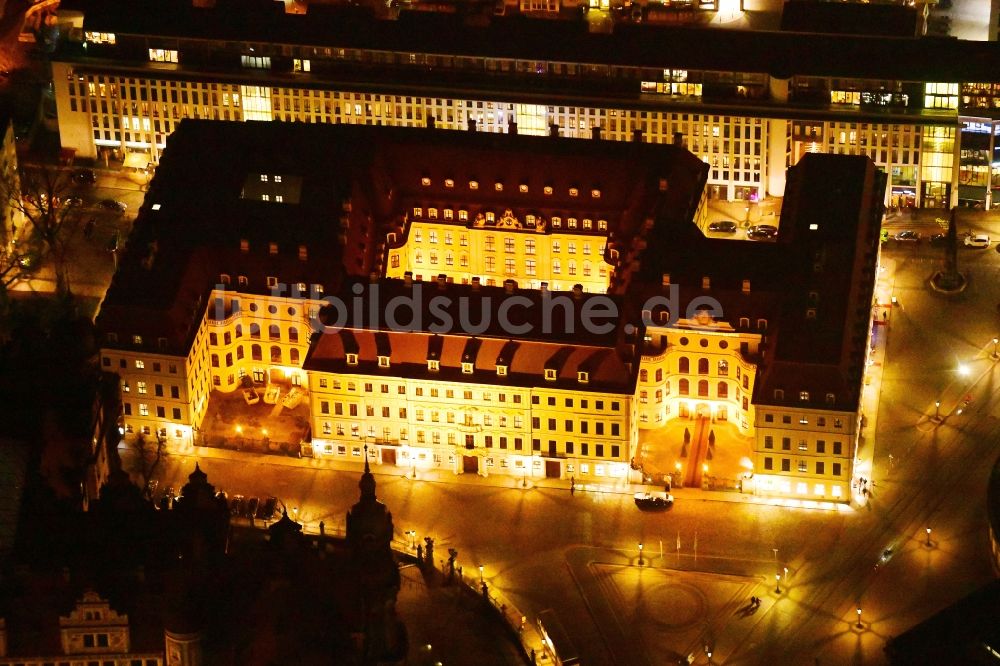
[{"xmin": 570, "ymin": 476, "xmax": 575, "ymax": 495}]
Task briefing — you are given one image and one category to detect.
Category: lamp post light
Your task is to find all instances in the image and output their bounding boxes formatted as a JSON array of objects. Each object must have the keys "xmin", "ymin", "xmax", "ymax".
[
  {"xmin": 993, "ymin": 338, "xmax": 999, "ymax": 360},
  {"xmin": 934, "ymin": 400, "xmax": 941, "ymax": 421},
  {"xmin": 406, "ymin": 530, "xmax": 416, "ymax": 549},
  {"xmin": 958, "ymin": 363, "xmax": 970, "ymax": 377},
  {"xmin": 638, "ymin": 542, "xmax": 644, "ymax": 566},
  {"xmin": 774, "ymin": 573, "xmax": 781, "ymax": 594},
  {"xmin": 925, "ymin": 527, "xmax": 932, "ymax": 547},
  {"xmin": 856, "ymin": 606, "xmax": 863, "ymax": 629},
  {"xmin": 479, "ymin": 565, "xmax": 484, "ymax": 584}
]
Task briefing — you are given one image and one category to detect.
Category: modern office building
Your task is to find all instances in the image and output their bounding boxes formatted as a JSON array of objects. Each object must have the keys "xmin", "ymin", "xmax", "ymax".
[
  {"xmin": 51, "ymin": 0, "xmax": 1000, "ymax": 208},
  {"xmin": 96, "ymin": 120, "xmax": 881, "ymax": 500}
]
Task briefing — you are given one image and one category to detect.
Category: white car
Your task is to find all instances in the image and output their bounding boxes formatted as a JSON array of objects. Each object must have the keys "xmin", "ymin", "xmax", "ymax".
[{"xmin": 964, "ymin": 233, "xmax": 990, "ymax": 248}]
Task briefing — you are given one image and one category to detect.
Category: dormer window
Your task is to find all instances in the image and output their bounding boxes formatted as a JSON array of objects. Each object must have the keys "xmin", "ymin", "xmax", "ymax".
[
  {"xmin": 428, "ymin": 359, "xmax": 440, "ymax": 371},
  {"xmin": 591, "ymin": 189, "xmax": 601, "ymax": 198},
  {"xmin": 774, "ymin": 389, "xmax": 784, "ymax": 400},
  {"xmin": 757, "ymin": 319, "xmax": 768, "ymax": 330},
  {"xmin": 445, "ymin": 178, "xmax": 455, "ymax": 188},
  {"xmin": 568, "ymin": 218, "xmax": 577, "ymax": 229},
  {"xmin": 107, "ymin": 332, "xmax": 118, "ymax": 343},
  {"xmin": 826, "ymin": 393, "xmax": 836, "ymax": 404},
  {"xmin": 240, "ymin": 239, "xmax": 249, "ymax": 252},
  {"xmin": 495, "ymin": 182, "xmax": 503, "ymax": 192},
  {"xmin": 469, "ymin": 180, "xmax": 479, "ymax": 190},
  {"xmin": 583, "ymin": 219, "xmax": 592, "ymax": 230},
  {"xmin": 260, "ymin": 174, "xmax": 268, "ymax": 182},
  {"xmin": 421, "ymin": 177, "xmax": 431, "ymax": 186},
  {"xmin": 543, "ymin": 186, "xmax": 553, "ymax": 195},
  {"xmin": 658, "ymin": 178, "xmax": 668, "ymax": 191},
  {"xmin": 462, "ymin": 362, "xmax": 474, "ymax": 374},
  {"xmin": 444, "ymin": 209, "xmax": 454, "ymax": 220},
  {"xmin": 266, "ymin": 276, "xmax": 278, "ymax": 288},
  {"xmin": 220, "ymin": 274, "xmax": 231, "ymax": 285},
  {"xmin": 569, "ymin": 187, "xmax": 579, "ymax": 197},
  {"xmin": 578, "ymin": 371, "xmax": 589, "ymax": 383},
  {"xmin": 269, "ymin": 242, "xmax": 278, "ymax": 255},
  {"xmin": 274, "ymin": 175, "xmax": 282, "ymax": 183},
  {"xmin": 413, "ymin": 207, "xmax": 422, "ymax": 218},
  {"xmin": 298, "ymin": 245, "xmax": 308, "ymax": 261},
  {"xmin": 459, "ymin": 210, "xmax": 468, "ymax": 221},
  {"xmin": 519, "ymin": 184, "xmax": 529, "ymax": 193},
  {"xmin": 526, "ymin": 214, "xmax": 536, "ymax": 225},
  {"xmin": 346, "ymin": 353, "xmax": 359, "ymax": 366},
  {"xmin": 552, "ymin": 217, "xmax": 561, "ymax": 228},
  {"xmin": 497, "ymin": 365, "xmax": 508, "ymax": 376},
  {"xmin": 545, "ymin": 369, "xmax": 557, "ymax": 381},
  {"xmin": 133, "ymin": 335, "xmax": 143, "ymax": 345},
  {"xmin": 429, "ymin": 208, "xmax": 438, "ymax": 219},
  {"xmin": 238, "ymin": 275, "xmax": 248, "ymax": 287},
  {"xmin": 598, "ymin": 220, "xmax": 607, "ymax": 230},
  {"xmin": 378, "ymin": 355, "xmax": 390, "ymax": 368}
]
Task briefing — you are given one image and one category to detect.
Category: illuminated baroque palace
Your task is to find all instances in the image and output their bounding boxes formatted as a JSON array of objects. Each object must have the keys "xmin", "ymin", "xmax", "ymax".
[{"xmin": 96, "ymin": 121, "xmax": 882, "ymax": 502}]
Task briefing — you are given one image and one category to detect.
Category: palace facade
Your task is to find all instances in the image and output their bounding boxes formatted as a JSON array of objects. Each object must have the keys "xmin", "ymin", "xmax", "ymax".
[{"xmin": 97, "ymin": 120, "xmax": 880, "ymax": 501}]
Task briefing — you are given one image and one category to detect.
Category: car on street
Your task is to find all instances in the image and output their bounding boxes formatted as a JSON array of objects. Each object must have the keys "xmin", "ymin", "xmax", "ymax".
[
  {"xmin": 633, "ymin": 491, "xmax": 674, "ymax": 510},
  {"xmin": 746, "ymin": 224, "xmax": 778, "ymax": 241},
  {"xmin": 894, "ymin": 230, "xmax": 920, "ymax": 242},
  {"xmin": 929, "ymin": 233, "xmax": 947, "ymax": 247},
  {"xmin": 74, "ymin": 169, "xmax": 97, "ymax": 185},
  {"xmin": 98, "ymin": 199, "xmax": 127, "ymax": 212},
  {"xmin": 963, "ymin": 233, "xmax": 990, "ymax": 248},
  {"xmin": 63, "ymin": 196, "xmax": 84, "ymax": 208},
  {"xmin": 281, "ymin": 387, "xmax": 305, "ymax": 409},
  {"xmin": 708, "ymin": 220, "xmax": 738, "ymax": 233},
  {"xmin": 242, "ymin": 387, "xmax": 260, "ymax": 405}
]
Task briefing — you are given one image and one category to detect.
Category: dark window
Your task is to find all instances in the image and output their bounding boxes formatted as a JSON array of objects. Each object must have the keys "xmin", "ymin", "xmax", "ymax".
[
  {"xmin": 565, "ymin": 420, "xmax": 573, "ymax": 432},
  {"xmin": 548, "ymin": 441, "xmax": 557, "ymax": 456},
  {"xmin": 171, "ymin": 386, "xmax": 179, "ymax": 398},
  {"xmin": 679, "ymin": 357, "xmax": 690, "ymax": 373},
  {"xmin": 698, "ymin": 358, "xmax": 709, "ymax": 374},
  {"xmin": 698, "ymin": 380, "xmax": 709, "ymax": 397},
  {"xmin": 833, "ymin": 462, "xmax": 842, "ymax": 476},
  {"xmin": 532, "ymin": 438, "xmax": 540, "ymax": 451},
  {"xmin": 833, "ymin": 441, "xmax": 843, "ymax": 455},
  {"xmin": 611, "ymin": 445, "xmax": 620, "ymax": 457},
  {"xmin": 596, "ymin": 444, "xmax": 605, "ymax": 457},
  {"xmin": 172, "ymin": 408, "xmax": 181, "ymax": 420},
  {"xmin": 781, "ymin": 458, "xmax": 790, "ymax": 472},
  {"xmin": 816, "ymin": 462, "xmax": 825, "ymax": 475},
  {"xmin": 566, "ymin": 441, "xmax": 574, "ymax": 454},
  {"xmin": 782, "ymin": 437, "xmax": 790, "ymax": 450},
  {"xmin": 679, "ymin": 379, "xmax": 689, "ymax": 395},
  {"xmin": 764, "ymin": 457, "xmax": 773, "ymax": 470},
  {"xmin": 611, "ymin": 424, "xmax": 620, "ymax": 436},
  {"xmin": 816, "ymin": 440, "xmax": 825, "ymax": 453},
  {"xmin": 548, "ymin": 418, "xmax": 556, "ymax": 430},
  {"xmin": 764, "ymin": 436, "xmax": 773, "ymax": 449},
  {"xmin": 596, "ymin": 423, "xmax": 604, "ymax": 435},
  {"xmin": 532, "ymin": 417, "xmax": 540, "ymax": 429}
]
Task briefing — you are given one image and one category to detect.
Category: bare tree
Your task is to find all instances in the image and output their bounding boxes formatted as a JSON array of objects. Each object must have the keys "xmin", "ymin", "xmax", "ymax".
[
  {"xmin": 129, "ymin": 433, "xmax": 167, "ymax": 498},
  {"xmin": 0, "ymin": 165, "xmax": 83, "ymax": 297}
]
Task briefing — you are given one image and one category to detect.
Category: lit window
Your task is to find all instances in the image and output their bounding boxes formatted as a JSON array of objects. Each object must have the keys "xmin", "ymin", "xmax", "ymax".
[
  {"xmin": 495, "ymin": 182, "xmax": 503, "ymax": 192},
  {"xmin": 152, "ymin": 203, "xmax": 161, "ymax": 211},
  {"xmin": 543, "ymin": 186, "xmax": 553, "ymax": 195},
  {"xmin": 421, "ymin": 177, "xmax": 431, "ymax": 186},
  {"xmin": 591, "ymin": 189, "xmax": 601, "ymax": 198},
  {"xmin": 445, "ymin": 179, "xmax": 455, "ymax": 188},
  {"xmin": 378, "ymin": 355, "xmax": 390, "ymax": 368},
  {"xmin": 469, "ymin": 181, "xmax": 479, "ymax": 190},
  {"xmin": 578, "ymin": 371, "xmax": 589, "ymax": 383},
  {"xmin": 148, "ymin": 49, "xmax": 179, "ymax": 63},
  {"xmin": 569, "ymin": 187, "xmax": 579, "ymax": 197},
  {"xmin": 346, "ymin": 353, "xmax": 358, "ymax": 365},
  {"xmin": 519, "ymin": 184, "xmax": 528, "ymax": 193},
  {"xmin": 274, "ymin": 175, "xmax": 282, "ymax": 183},
  {"xmin": 260, "ymin": 174, "xmax": 268, "ymax": 182},
  {"xmin": 462, "ymin": 362, "xmax": 474, "ymax": 374},
  {"xmin": 545, "ymin": 369, "xmax": 557, "ymax": 381},
  {"xmin": 799, "ymin": 391, "xmax": 809, "ymax": 402},
  {"xmin": 428, "ymin": 359, "xmax": 440, "ymax": 371}
]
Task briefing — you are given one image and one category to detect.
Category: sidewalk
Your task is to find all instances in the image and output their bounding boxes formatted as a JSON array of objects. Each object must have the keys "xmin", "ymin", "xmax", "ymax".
[{"xmin": 163, "ymin": 441, "xmax": 851, "ymax": 511}]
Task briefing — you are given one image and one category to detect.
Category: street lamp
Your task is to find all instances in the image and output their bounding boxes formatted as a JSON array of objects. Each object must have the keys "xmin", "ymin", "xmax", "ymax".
[
  {"xmin": 934, "ymin": 400, "xmax": 941, "ymax": 420},
  {"xmin": 774, "ymin": 573, "xmax": 781, "ymax": 594},
  {"xmin": 406, "ymin": 530, "xmax": 416, "ymax": 549},
  {"xmin": 638, "ymin": 542, "xmax": 644, "ymax": 566},
  {"xmin": 992, "ymin": 338, "xmax": 999, "ymax": 360},
  {"xmin": 856, "ymin": 606, "xmax": 863, "ymax": 629},
  {"xmin": 958, "ymin": 363, "xmax": 970, "ymax": 376},
  {"xmin": 479, "ymin": 565, "xmax": 484, "ymax": 583},
  {"xmin": 925, "ymin": 527, "xmax": 932, "ymax": 547}
]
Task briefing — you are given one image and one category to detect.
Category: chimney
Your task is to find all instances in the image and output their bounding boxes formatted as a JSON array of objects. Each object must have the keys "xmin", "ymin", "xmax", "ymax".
[
  {"xmin": 549, "ymin": 123, "xmax": 560, "ymax": 138},
  {"xmin": 507, "ymin": 119, "xmax": 518, "ymax": 134},
  {"xmin": 426, "ymin": 116, "xmax": 436, "ymax": 129},
  {"xmin": 673, "ymin": 132, "xmax": 684, "ymax": 147},
  {"xmin": 572, "ymin": 284, "xmax": 584, "ymax": 300},
  {"xmin": 471, "ymin": 276, "xmax": 481, "ymax": 291},
  {"xmin": 468, "ymin": 118, "xmax": 477, "ymax": 132},
  {"xmin": 403, "ymin": 271, "xmax": 413, "ymax": 287},
  {"xmin": 742, "ymin": 279, "xmax": 751, "ymax": 294},
  {"xmin": 632, "ymin": 128, "xmax": 643, "ymax": 143},
  {"xmin": 591, "ymin": 126, "xmax": 602, "ymax": 141},
  {"xmin": 661, "ymin": 273, "xmax": 671, "ymax": 286},
  {"xmin": 702, "ymin": 276, "xmax": 711, "ymax": 290},
  {"xmin": 504, "ymin": 279, "xmax": 516, "ymax": 294},
  {"xmin": 437, "ymin": 274, "xmax": 447, "ymax": 290}
]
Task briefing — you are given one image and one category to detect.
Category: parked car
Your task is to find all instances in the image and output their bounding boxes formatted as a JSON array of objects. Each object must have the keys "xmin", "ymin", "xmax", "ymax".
[
  {"xmin": 263, "ymin": 385, "xmax": 281, "ymax": 405},
  {"xmin": 747, "ymin": 224, "xmax": 778, "ymax": 241},
  {"xmin": 894, "ymin": 230, "xmax": 920, "ymax": 242},
  {"xmin": 98, "ymin": 198, "xmax": 127, "ymax": 212},
  {"xmin": 257, "ymin": 496, "xmax": 278, "ymax": 520},
  {"xmin": 244, "ymin": 496, "xmax": 260, "ymax": 519},
  {"xmin": 929, "ymin": 233, "xmax": 947, "ymax": 247},
  {"xmin": 708, "ymin": 220, "xmax": 738, "ymax": 233},
  {"xmin": 633, "ymin": 491, "xmax": 674, "ymax": 510},
  {"xmin": 242, "ymin": 387, "xmax": 260, "ymax": 405},
  {"xmin": 63, "ymin": 196, "xmax": 83, "ymax": 207},
  {"xmin": 964, "ymin": 233, "xmax": 990, "ymax": 248},
  {"xmin": 74, "ymin": 169, "xmax": 97, "ymax": 185}
]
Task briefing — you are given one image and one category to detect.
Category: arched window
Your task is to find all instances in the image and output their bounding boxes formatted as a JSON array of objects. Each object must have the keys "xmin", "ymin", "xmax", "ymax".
[
  {"xmin": 552, "ymin": 258, "xmax": 561, "ymax": 274},
  {"xmin": 655, "ymin": 368, "xmax": 663, "ymax": 382},
  {"xmin": 249, "ymin": 323, "xmax": 261, "ymax": 339},
  {"xmin": 288, "ymin": 327, "xmax": 299, "ymax": 343},
  {"xmin": 235, "ymin": 324, "xmax": 243, "ymax": 338},
  {"xmin": 237, "ymin": 346, "xmax": 244, "ymax": 360},
  {"xmin": 640, "ymin": 369, "xmax": 648, "ymax": 382},
  {"xmin": 718, "ymin": 359, "xmax": 729, "ymax": 375},
  {"xmin": 251, "ymin": 344, "xmax": 262, "ymax": 361},
  {"xmin": 679, "ymin": 357, "xmax": 690, "ymax": 373},
  {"xmin": 269, "ymin": 324, "xmax": 280, "ymax": 340},
  {"xmin": 718, "ymin": 382, "xmax": 728, "ymax": 398},
  {"xmin": 698, "ymin": 380, "xmax": 709, "ymax": 397},
  {"xmin": 270, "ymin": 346, "xmax": 282, "ymax": 363},
  {"xmin": 698, "ymin": 358, "xmax": 709, "ymax": 375},
  {"xmin": 290, "ymin": 348, "xmax": 300, "ymax": 364},
  {"xmin": 679, "ymin": 378, "xmax": 689, "ymax": 395}
]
